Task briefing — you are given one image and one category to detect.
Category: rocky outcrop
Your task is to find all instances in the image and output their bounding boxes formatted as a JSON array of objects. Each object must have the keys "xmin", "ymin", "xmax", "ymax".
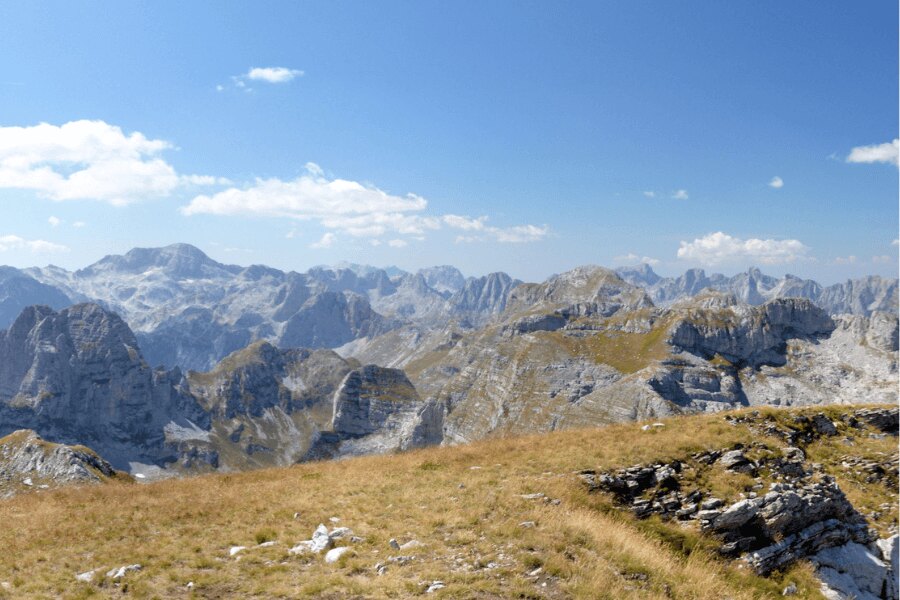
[
  {"xmin": 0, "ymin": 429, "xmax": 122, "ymax": 497},
  {"xmin": 582, "ymin": 409, "xmax": 899, "ymax": 598}
]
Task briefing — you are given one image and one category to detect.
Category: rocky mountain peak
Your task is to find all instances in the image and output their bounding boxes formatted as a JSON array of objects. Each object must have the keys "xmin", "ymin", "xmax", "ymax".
[
  {"xmin": 417, "ymin": 265, "xmax": 466, "ymax": 295},
  {"xmin": 76, "ymin": 243, "xmax": 238, "ymax": 279}
]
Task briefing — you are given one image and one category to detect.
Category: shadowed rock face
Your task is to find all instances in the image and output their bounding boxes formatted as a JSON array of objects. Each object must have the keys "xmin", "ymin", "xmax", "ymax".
[
  {"xmin": 0, "ymin": 304, "xmax": 206, "ymax": 469},
  {"xmin": 668, "ymin": 298, "xmax": 836, "ymax": 367}
]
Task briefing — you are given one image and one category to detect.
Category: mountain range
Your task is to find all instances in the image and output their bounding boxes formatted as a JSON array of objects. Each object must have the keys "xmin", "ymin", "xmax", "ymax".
[{"xmin": 0, "ymin": 244, "xmax": 895, "ymax": 478}]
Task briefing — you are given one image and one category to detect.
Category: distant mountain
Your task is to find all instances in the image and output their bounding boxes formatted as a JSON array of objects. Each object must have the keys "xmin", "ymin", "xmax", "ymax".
[
  {"xmin": 615, "ymin": 264, "xmax": 898, "ymax": 317},
  {"xmin": 19, "ymin": 245, "xmax": 516, "ymax": 371},
  {"xmin": 0, "ymin": 266, "xmax": 74, "ymax": 326}
]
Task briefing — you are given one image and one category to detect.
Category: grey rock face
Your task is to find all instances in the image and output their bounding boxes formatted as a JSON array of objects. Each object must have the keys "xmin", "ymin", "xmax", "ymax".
[{"xmin": 449, "ymin": 272, "xmax": 521, "ymax": 322}]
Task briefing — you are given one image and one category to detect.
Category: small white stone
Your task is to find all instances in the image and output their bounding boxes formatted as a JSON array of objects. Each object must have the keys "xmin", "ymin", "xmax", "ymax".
[
  {"xmin": 324, "ymin": 546, "xmax": 351, "ymax": 563},
  {"xmin": 426, "ymin": 581, "xmax": 445, "ymax": 593},
  {"xmin": 22, "ymin": 477, "xmax": 32, "ymax": 486},
  {"xmin": 75, "ymin": 570, "xmax": 96, "ymax": 583},
  {"xmin": 229, "ymin": 546, "xmax": 247, "ymax": 556}
]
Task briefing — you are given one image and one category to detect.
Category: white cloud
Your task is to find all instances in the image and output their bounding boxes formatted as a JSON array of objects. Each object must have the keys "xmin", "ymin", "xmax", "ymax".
[
  {"xmin": 677, "ymin": 231, "xmax": 808, "ymax": 265},
  {"xmin": 0, "ymin": 120, "xmax": 219, "ymax": 205},
  {"xmin": 0, "ymin": 235, "xmax": 68, "ymax": 253},
  {"xmin": 246, "ymin": 67, "xmax": 303, "ymax": 83},
  {"xmin": 833, "ymin": 255, "xmax": 857, "ymax": 265},
  {"xmin": 614, "ymin": 253, "xmax": 660, "ymax": 266},
  {"xmin": 183, "ymin": 166, "xmax": 548, "ymax": 244},
  {"xmin": 387, "ymin": 239, "xmax": 408, "ymax": 248},
  {"xmin": 768, "ymin": 176, "xmax": 784, "ymax": 189},
  {"xmin": 48, "ymin": 215, "xmax": 61, "ymax": 227},
  {"xmin": 872, "ymin": 255, "xmax": 893, "ymax": 264},
  {"xmin": 672, "ymin": 189, "xmax": 689, "ymax": 200},
  {"xmin": 72, "ymin": 221, "xmax": 86, "ymax": 228},
  {"xmin": 643, "ymin": 191, "xmax": 656, "ymax": 198},
  {"xmin": 310, "ymin": 232, "xmax": 335, "ymax": 249},
  {"xmin": 369, "ymin": 239, "xmax": 382, "ymax": 247},
  {"xmin": 846, "ymin": 139, "xmax": 899, "ymax": 166},
  {"xmin": 892, "ymin": 239, "xmax": 899, "ymax": 246}
]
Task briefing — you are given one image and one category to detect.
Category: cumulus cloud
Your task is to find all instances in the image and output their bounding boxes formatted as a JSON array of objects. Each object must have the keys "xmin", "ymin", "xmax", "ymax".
[
  {"xmin": 246, "ymin": 67, "xmax": 304, "ymax": 83},
  {"xmin": 846, "ymin": 139, "xmax": 899, "ymax": 166},
  {"xmin": 221, "ymin": 67, "xmax": 304, "ymax": 92},
  {"xmin": 387, "ymin": 239, "xmax": 408, "ymax": 248},
  {"xmin": 184, "ymin": 166, "xmax": 548, "ymax": 244},
  {"xmin": 768, "ymin": 176, "xmax": 784, "ymax": 189},
  {"xmin": 672, "ymin": 189, "xmax": 689, "ymax": 200},
  {"xmin": 643, "ymin": 191, "xmax": 656, "ymax": 198},
  {"xmin": 891, "ymin": 239, "xmax": 899, "ymax": 246},
  {"xmin": 0, "ymin": 235, "xmax": 68, "ymax": 253},
  {"xmin": 0, "ymin": 120, "xmax": 220, "ymax": 205},
  {"xmin": 310, "ymin": 232, "xmax": 335, "ymax": 249},
  {"xmin": 677, "ymin": 231, "xmax": 808, "ymax": 265},
  {"xmin": 614, "ymin": 253, "xmax": 660, "ymax": 266},
  {"xmin": 872, "ymin": 255, "xmax": 893, "ymax": 264},
  {"xmin": 48, "ymin": 215, "xmax": 61, "ymax": 227},
  {"xmin": 72, "ymin": 221, "xmax": 86, "ymax": 228}
]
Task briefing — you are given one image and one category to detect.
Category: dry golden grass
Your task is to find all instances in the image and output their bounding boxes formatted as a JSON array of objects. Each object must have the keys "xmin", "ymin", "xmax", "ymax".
[{"xmin": 0, "ymin": 406, "xmax": 893, "ymax": 599}]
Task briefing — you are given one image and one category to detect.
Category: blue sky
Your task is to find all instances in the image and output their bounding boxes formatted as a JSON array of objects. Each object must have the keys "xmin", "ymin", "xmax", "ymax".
[{"xmin": 0, "ymin": 1, "xmax": 896, "ymax": 283}]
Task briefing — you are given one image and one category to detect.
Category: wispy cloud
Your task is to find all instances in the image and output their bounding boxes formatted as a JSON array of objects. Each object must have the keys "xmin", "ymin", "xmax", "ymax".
[
  {"xmin": 310, "ymin": 232, "xmax": 336, "ymax": 249},
  {"xmin": 871, "ymin": 255, "xmax": 893, "ymax": 264},
  {"xmin": 643, "ymin": 191, "xmax": 655, "ymax": 198},
  {"xmin": 182, "ymin": 165, "xmax": 549, "ymax": 245},
  {"xmin": 768, "ymin": 176, "xmax": 784, "ymax": 188},
  {"xmin": 672, "ymin": 189, "xmax": 689, "ymax": 200},
  {"xmin": 0, "ymin": 235, "xmax": 68, "ymax": 253},
  {"xmin": 677, "ymin": 231, "xmax": 808, "ymax": 265},
  {"xmin": 441, "ymin": 214, "xmax": 548, "ymax": 243},
  {"xmin": 846, "ymin": 139, "xmax": 899, "ymax": 166},
  {"xmin": 387, "ymin": 239, "xmax": 408, "ymax": 248},
  {"xmin": 614, "ymin": 253, "xmax": 660, "ymax": 266},
  {"xmin": 48, "ymin": 215, "xmax": 61, "ymax": 227},
  {"xmin": 0, "ymin": 120, "xmax": 222, "ymax": 205},
  {"xmin": 832, "ymin": 255, "xmax": 857, "ymax": 265}
]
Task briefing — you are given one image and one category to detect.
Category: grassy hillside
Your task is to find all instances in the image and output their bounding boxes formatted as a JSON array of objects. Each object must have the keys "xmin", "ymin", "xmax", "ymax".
[{"xmin": 0, "ymin": 405, "xmax": 895, "ymax": 599}]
